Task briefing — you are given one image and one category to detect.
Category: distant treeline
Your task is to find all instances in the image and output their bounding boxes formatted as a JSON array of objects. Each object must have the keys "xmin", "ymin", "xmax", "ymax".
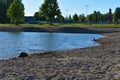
[
  {"xmin": 0, "ymin": 0, "xmax": 120, "ymax": 24},
  {"xmin": 34, "ymin": 8, "xmax": 120, "ymax": 24}
]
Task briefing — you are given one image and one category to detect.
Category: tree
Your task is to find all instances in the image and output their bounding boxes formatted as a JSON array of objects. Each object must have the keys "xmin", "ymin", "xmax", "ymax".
[
  {"xmin": 72, "ymin": 13, "xmax": 79, "ymax": 22},
  {"xmin": 39, "ymin": 0, "xmax": 61, "ymax": 25},
  {"xmin": 33, "ymin": 12, "xmax": 40, "ymax": 21},
  {"xmin": 113, "ymin": 7, "xmax": 120, "ymax": 23},
  {"xmin": 88, "ymin": 14, "xmax": 94, "ymax": 23},
  {"xmin": 39, "ymin": 11, "xmax": 46, "ymax": 21},
  {"xmin": 68, "ymin": 15, "xmax": 72, "ymax": 20},
  {"xmin": 0, "ymin": 1, "xmax": 6, "ymax": 23},
  {"xmin": 93, "ymin": 11, "xmax": 98, "ymax": 23},
  {"xmin": 88, "ymin": 11, "xmax": 102, "ymax": 23},
  {"xmin": 108, "ymin": 9, "xmax": 112, "ymax": 23},
  {"xmin": 101, "ymin": 13, "xmax": 108, "ymax": 22},
  {"xmin": 0, "ymin": 0, "xmax": 14, "ymax": 23},
  {"xmin": 59, "ymin": 15, "xmax": 64, "ymax": 23},
  {"xmin": 97, "ymin": 11, "xmax": 102, "ymax": 22},
  {"xmin": 7, "ymin": 0, "xmax": 24, "ymax": 24},
  {"xmin": 79, "ymin": 14, "xmax": 86, "ymax": 23}
]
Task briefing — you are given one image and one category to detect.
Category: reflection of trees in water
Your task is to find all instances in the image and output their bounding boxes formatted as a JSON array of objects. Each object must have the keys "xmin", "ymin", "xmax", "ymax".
[{"xmin": 42, "ymin": 33, "xmax": 57, "ymax": 50}]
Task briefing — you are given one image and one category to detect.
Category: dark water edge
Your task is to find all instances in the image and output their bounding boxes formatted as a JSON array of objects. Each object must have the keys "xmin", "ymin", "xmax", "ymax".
[{"xmin": 0, "ymin": 27, "xmax": 119, "ymax": 34}]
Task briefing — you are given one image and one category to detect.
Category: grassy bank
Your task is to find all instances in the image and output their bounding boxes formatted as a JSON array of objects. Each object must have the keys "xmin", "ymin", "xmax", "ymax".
[{"xmin": 0, "ymin": 23, "xmax": 120, "ymax": 28}]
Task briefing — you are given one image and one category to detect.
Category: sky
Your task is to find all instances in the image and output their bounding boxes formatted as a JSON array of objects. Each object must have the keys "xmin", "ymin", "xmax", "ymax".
[{"xmin": 22, "ymin": 0, "xmax": 120, "ymax": 17}]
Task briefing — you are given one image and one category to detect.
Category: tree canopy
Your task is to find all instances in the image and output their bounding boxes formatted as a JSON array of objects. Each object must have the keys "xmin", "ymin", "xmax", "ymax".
[
  {"xmin": 59, "ymin": 15, "xmax": 64, "ymax": 23},
  {"xmin": 79, "ymin": 14, "xmax": 86, "ymax": 23},
  {"xmin": 0, "ymin": 0, "xmax": 14, "ymax": 23},
  {"xmin": 108, "ymin": 9, "xmax": 112, "ymax": 23},
  {"xmin": 73, "ymin": 13, "xmax": 79, "ymax": 22},
  {"xmin": 39, "ymin": 0, "xmax": 61, "ymax": 25},
  {"xmin": 113, "ymin": 7, "xmax": 120, "ymax": 23},
  {"xmin": 33, "ymin": 12, "xmax": 40, "ymax": 21},
  {"xmin": 7, "ymin": 0, "xmax": 24, "ymax": 24}
]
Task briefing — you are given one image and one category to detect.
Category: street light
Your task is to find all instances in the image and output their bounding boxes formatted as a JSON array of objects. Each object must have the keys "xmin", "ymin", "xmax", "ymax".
[
  {"xmin": 85, "ymin": 5, "xmax": 89, "ymax": 17},
  {"xmin": 66, "ymin": 9, "xmax": 68, "ymax": 19}
]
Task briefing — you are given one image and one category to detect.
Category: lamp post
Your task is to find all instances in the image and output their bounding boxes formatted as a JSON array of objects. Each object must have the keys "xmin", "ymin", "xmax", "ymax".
[
  {"xmin": 85, "ymin": 5, "xmax": 89, "ymax": 17},
  {"xmin": 66, "ymin": 9, "xmax": 68, "ymax": 19}
]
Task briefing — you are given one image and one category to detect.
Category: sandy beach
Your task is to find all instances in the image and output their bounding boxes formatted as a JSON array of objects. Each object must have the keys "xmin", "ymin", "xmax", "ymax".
[{"xmin": 0, "ymin": 27, "xmax": 120, "ymax": 80}]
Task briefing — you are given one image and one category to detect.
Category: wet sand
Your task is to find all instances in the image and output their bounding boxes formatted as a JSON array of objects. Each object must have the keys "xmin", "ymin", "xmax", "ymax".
[{"xmin": 0, "ymin": 27, "xmax": 120, "ymax": 80}]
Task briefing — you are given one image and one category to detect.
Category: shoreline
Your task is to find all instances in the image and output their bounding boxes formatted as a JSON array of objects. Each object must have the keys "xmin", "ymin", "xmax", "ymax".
[
  {"xmin": 0, "ymin": 27, "xmax": 120, "ymax": 79},
  {"xmin": 0, "ymin": 26, "xmax": 120, "ymax": 34}
]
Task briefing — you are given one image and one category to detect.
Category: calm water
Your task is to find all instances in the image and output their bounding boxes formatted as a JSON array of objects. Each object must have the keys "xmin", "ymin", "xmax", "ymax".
[{"xmin": 0, "ymin": 32, "xmax": 104, "ymax": 59}]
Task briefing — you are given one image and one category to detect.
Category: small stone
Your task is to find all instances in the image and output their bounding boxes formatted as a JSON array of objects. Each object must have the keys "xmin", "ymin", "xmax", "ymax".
[
  {"xmin": 111, "ymin": 50, "xmax": 116, "ymax": 53},
  {"xmin": 118, "ymin": 50, "xmax": 120, "ymax": 52},
  {"xmin": 18, "ymin": 52, "xmax": 28, "ymax": 57}
]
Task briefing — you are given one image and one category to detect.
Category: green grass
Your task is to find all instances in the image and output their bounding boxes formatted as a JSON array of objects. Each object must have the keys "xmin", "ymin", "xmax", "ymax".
[
  {"xmin": 90, "ymin": 24, "xmax": 120, "ymax": 28},
  {"xmin": 61, "ymin": 23, "xmax": 120, "ymax": 28},
  {"xmin": 0, "ymin": 24, "xmax": 18, "ymax": 27},
  {"xmin": 0, "ymin": 23, "xmax": 120, "ymax": 28}
]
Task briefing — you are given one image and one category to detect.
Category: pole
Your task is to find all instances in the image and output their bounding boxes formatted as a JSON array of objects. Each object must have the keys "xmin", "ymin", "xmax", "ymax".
[
  {"xmin": 66, "ymin": 9, "xmax": 68, "ymax": 19},
  {"xmin": 85, "ymin": 5, "xmax": 89, "ymax": 17}
]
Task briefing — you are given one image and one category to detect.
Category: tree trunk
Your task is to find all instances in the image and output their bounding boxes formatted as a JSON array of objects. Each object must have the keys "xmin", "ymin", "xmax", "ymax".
[
  {"xmin": 50, "ymin": 18, "xmax": 53, "ymax": 25},
  {"xmin": 11, "ymin": 18, "xmax": 13, "ymax": 24}
]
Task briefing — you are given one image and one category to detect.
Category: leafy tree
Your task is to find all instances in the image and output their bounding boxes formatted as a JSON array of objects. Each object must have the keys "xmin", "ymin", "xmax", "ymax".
[
  {"xmin": 72, "ymin": 13, "xmax": 79, "ymax": 22},
  {"xmin": 88, "ymin": 11, "xmax": 102, "ymax": 23},
  {"xmin": 0, "ymin": 0, "xmax": 14, "ymax": 23},
  {"xmin": 39, "ymin": 0, "xmax": 61, "ymax": 25},
  {"xmin": 33, "ymin": 12, "xmax": 40, "ymax": 21},
  {"xmin": 6, "ymin": 0, "xmax": 14, "ymax": 7},
  {"xmin": 87, "ymin": 10, "xmax": 113, "ymax": 24},
  {"xmin": 39, "ymin": 12, "xmax": 47, "ymax": 21},
  {"xmin": 108, "ymin": 9, "xmax": 112, "ymax": 23},
  {"xmin": 68, "ymin": 15, "xmax": 72, "ymax": 20},
  {"xmin": 88, "ymin": 14, "xmax": 94, "ymax": 22},
  {"xmin": 59, "ymin": 15, "xmax": 64, "ymax": 23},
  {"xmin": 93, "ymin": 11, "xmax": 98, "ymax": 23},
  {"xmin": 0, "ymin": 1, "xmax": 6, "ymax": 23},
  {"xmin": 7, "ymin": 0, "xmax": 24, "ymax": 24},
  {"xmin": 79, "ymin": 14, "xmax": 86, "ymax": 23},
  {"xmin": 101, "ymin": 14, "xmax": 108, "ymax": 22},
  {"xmin": 113, "ymin": 7, "xmax": 120, "ymax": 23},
  {"xmin": 97, "ymin": 11, "xmax": 102, "ymax": 21}
]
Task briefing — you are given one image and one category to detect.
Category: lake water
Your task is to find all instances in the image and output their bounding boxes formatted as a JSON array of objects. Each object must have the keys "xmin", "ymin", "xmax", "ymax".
[{"xmin": 0, "ymin": 32, "xmax": 105, "ymax": 59}]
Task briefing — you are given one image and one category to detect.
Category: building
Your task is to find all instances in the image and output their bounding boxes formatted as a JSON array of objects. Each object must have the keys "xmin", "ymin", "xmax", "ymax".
[{"xmin": 24, "ymin": 16, "xmax": 40, "ymax": 24}]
